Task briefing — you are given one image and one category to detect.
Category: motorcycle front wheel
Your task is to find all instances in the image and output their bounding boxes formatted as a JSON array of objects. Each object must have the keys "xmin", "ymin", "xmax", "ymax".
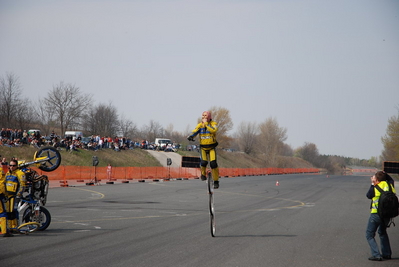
[{"xmin": 23, "ymin": 206, "xmax": 51, "ymax": 231}]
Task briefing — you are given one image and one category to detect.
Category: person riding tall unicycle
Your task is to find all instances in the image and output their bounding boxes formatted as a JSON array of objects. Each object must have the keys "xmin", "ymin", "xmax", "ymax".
[{"xmin": 187, "ymin": 111, "xmax": 220, "ymax": 189}]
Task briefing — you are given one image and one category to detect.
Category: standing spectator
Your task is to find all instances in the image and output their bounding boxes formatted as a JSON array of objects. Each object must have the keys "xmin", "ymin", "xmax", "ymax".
[
  {"xmin": 22, "ymin": 130, "xmax": 28, "ymax": 144},
  {"xmin": 104, "ymin": 136, "xmax": 108, "ymax": 148},
  {"xmin": 98, "ymin": 138, "xmax": 103, "ymax": 150},
  {"xmin": 10, "ymin": 129, "xmax": 15, "ymax": 141},
  {"xmin": 100, "ymin": 136, "xmax": 105, "ymax": 148},
  {"xmin": 365, "ymin": 171, "xmax": 396, "ymax": 261},
  {"xmin": 0, "ymin": 128, "xmax": 6, "ymax": 139},
  {"xmin": 6, "ymin": 128, "xmax": 11, "ymax": 139},
  {"xmin": 16, "ymin": 129, "xmax": 23, "ymax": 140},
  {"xmin": 95, "ymin": 135, "xmax": 100, "ymax": 145},
  {"xmin": 107, "ymin": 164, "xmax": 112, "ymax": 180}
]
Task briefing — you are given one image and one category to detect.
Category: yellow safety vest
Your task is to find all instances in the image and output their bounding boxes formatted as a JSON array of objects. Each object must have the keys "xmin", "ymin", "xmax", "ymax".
[{"xmin": 371, "ymin": 181, "xmax": 396, "ymax": 214}]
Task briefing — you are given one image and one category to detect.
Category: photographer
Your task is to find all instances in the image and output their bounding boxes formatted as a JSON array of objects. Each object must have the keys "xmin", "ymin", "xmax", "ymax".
[{"xmin": 365, "ymin": 171, "xmax": 396, "ymax": 261}]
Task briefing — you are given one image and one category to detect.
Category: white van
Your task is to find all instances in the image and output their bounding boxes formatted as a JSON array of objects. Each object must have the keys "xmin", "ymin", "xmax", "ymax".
[
  {"xmin": 65, "ymin": 131, "xmax": 84, "ymax": 140},
  {"xmin": 154, "ymin": 138, "xmax": 172, "ymax": 148}
]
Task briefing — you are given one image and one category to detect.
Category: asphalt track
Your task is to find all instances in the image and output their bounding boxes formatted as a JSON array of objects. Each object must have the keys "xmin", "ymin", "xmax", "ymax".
[{"xmin": 1, "ymin": 174, "xmax": 398, "ymax": 267}]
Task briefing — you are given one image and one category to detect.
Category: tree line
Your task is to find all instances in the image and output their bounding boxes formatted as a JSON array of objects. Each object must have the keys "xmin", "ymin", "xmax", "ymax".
[
  {"xmin": 381, "ymin": 106, "xmax": 399, "ymax": 163},
  {"xmin": 1, "ymin": 72, "xmax": 393, "ymax": 173}
]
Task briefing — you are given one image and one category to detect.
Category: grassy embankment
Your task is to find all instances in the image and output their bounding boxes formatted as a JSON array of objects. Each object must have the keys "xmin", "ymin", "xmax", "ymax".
[{"xmin": 0, "ymin": 146, "xmax": 314, "ymax": 169}]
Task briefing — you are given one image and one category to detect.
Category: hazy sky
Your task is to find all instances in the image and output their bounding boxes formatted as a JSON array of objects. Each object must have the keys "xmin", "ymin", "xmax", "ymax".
[{"xmin": 1, "ymin": 0, "xmax": 398, "ymax": 159}]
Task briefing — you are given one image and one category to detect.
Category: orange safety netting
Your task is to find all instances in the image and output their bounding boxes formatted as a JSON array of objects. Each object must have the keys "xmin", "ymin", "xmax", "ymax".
[{"xmin": 34, "ymin": 166, "xmax": 320, "ymax": 181}]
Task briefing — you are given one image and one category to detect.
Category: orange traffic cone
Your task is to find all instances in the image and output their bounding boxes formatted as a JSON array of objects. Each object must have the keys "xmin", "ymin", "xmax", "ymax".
[{"xmin": 276, "ymin": 180, "xmax": 279, "ymax": 186}]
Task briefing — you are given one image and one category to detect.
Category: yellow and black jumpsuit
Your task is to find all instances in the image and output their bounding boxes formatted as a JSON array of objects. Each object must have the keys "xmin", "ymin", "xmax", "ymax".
[
  {"xmin": 0, "ymin": 169, "xmax": 8, "ymax": 234},
  {"xmin": 189, "ymin": 120, "xmax": 219, "ymax": 181},
  {"xmin": 4, "ymin": 168, "xmax": 26, "ymax": 230}
]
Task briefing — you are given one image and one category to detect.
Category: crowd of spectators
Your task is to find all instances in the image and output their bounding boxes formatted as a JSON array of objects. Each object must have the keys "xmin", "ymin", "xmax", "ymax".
[
  {"xmin": 68, "ymin": 135, "xmax": 136, "ymax": 152},
  {"xmin": 0, "ymin": 128, "xmax": 182, "ymax": 152},
  {"xmin": 0, "ymin": 128, "xmax": 40, "ymax": 147},
  {"xmin": 0, "ymin": 128, "xmax": 136, "ymax": 152}
]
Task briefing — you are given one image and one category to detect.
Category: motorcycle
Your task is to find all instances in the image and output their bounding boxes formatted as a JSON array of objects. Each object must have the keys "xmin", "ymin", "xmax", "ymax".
[{"xmin": 16, "ymin": 146, "xmax": 61, "ymax": 231}]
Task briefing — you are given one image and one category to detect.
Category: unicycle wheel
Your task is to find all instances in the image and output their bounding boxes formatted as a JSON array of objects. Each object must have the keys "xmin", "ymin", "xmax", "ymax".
[
  {"xmin": 35, "ymin": 146, "xmax": 61, "ymax": 172},
  {"xmin": 17, "ymin": 222, "xmax": 40, "ymax": 234},
  {"xmin": 207, "ymin": 172, "xmax": 215, "ymax": 237}
]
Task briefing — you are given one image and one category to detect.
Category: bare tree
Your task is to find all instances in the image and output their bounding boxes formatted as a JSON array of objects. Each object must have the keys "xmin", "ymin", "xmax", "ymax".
[
  {"xmin": 228, "ymin": 132, "xmax": 241, "ymax": 152},
  {"xmin": 119, "ymin": 115, "xmax": 138, "ymax": 138},
  {"xmin": 208, "ymin": 106, "xmax": 234, "ymax": 148},
  {"xmin": 82, "ymin": 102, "xmax": 119, "ymax": 137},
  {"xmin": 163, "ymin": 123, "xmax": 186, "ymax": 145},
  {"xmin": 44, "ymin": 82, "xmax": 92, "ymax": 134},
  {"xmin": 14, "ymin": 103, "xmax": 36, "ymax": 130},
  {"xmin": 258, "ymin": 117, "xmax": 287, "ymax": 166},
  {"xmin": 141, "ymin": 120, "xmax": 164, "ymax": 142},
  {"xmin": 236, "ymin": 121, "xmax": 258, "ymax": 154},
  {"xmin": 0, "ymin": 73, "xmax": 26, "ymax": 128},
  {"xmin": 34, "ymin": 98, "xmax": 58, "ymax": 135},
  {"xmin": 164, "ymin": 123, "xmax": 174, "ymax": 137}
]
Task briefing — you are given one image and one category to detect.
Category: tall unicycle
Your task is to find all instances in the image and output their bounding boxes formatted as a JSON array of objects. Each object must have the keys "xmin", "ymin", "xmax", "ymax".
[
  {"xmin": 181, "ymin": 142, "xmax": 216, "ymax": 237},
  {"xmin": 35, "ymin": 146, "xmax": 61, "ymax": 172},
  {"xmin": 207, "ymin": 171, "xmax": 216, "ymax": 237}
]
